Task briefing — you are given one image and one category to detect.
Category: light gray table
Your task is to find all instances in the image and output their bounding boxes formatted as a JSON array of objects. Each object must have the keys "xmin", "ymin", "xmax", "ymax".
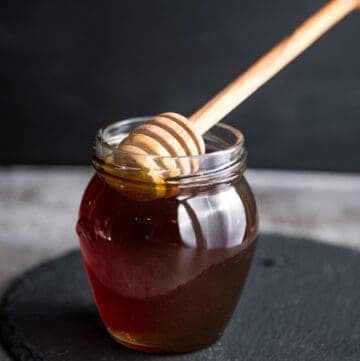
[{"xmin": 1, "ymin": 167, "xmax": 360, "ymax": 360}]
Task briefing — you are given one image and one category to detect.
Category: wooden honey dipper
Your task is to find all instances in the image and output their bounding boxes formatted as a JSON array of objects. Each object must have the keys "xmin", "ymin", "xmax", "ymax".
[{"xmin": 116, "ymin": 0, "xmax": 360, "ymax": 177}]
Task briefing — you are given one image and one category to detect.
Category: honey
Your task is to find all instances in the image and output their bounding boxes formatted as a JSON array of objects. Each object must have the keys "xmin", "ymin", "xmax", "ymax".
[{"xmin": 77, "ymin": 118, "xmax": 258, "ymax": 353}]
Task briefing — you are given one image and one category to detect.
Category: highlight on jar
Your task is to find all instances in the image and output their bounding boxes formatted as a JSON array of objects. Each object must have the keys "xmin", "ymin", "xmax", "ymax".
[{"xmin": 76, "ymin": 0, "xmax": 360, "ymax": 354}]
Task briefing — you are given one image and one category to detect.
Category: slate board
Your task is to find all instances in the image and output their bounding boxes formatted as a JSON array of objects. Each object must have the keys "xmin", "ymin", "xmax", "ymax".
[{"xmin": 1, "ymin": 234, "xmax": 360, "ymax": 361}]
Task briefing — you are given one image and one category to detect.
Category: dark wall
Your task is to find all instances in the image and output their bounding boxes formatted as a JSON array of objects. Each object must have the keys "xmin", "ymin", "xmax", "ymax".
[{"xmin": 1, "ymin": 0, "xmax": 360, "ymax": 171}]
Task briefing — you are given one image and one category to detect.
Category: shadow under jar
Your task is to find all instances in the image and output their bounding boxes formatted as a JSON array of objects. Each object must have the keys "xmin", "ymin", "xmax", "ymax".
[{"xmin": 76, "ymin": 117, "xmax": 259, "ymax": 354}]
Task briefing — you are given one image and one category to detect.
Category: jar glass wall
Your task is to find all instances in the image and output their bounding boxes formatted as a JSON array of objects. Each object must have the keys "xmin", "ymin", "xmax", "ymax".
[{"xmin": 76, "ymin": 118, "xmax": 258, "ymax": 353}]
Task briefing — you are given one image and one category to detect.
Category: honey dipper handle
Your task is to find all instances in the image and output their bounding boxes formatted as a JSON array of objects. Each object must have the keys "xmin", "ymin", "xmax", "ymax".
[{"xmin": 189, "ymin": 0, "xmax": 360, "ymax": 135}]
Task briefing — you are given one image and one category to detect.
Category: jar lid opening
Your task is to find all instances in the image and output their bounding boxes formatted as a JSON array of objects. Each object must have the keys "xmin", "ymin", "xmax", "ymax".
[{"xmin": 94, "ymin": 117, "xmax": 247, "ymax": 182}]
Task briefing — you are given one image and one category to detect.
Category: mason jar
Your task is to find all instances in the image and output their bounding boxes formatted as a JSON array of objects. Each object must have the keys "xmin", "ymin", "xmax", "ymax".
[{"xmin": 76, "ymin": 117, "xmax": 258, "ymax": 353}]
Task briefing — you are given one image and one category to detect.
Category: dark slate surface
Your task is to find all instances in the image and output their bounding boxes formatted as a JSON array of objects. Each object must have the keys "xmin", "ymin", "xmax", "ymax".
[
  {"xmin": 1, "ymin": 234, "xmax": 360, "ymax": 360},
  {"xmin": 1, "ymin": 0, "xmax": 360, "ymax": 171}
]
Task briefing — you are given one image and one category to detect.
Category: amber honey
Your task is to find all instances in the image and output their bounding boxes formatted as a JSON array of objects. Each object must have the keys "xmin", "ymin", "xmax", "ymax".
[{"xmin": 77, "ymin": 118, "xmax": 258, "ymax": 353}]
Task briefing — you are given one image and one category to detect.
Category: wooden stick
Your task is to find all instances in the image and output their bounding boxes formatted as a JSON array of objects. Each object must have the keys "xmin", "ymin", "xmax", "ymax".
[{"xmin": 190, "ymin": 0, "xmax": 360, "ymax": 135}]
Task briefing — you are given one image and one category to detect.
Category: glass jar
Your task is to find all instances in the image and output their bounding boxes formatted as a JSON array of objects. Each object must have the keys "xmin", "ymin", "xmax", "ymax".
[{"xmin": 76, "ymin": 117, "xmax": 258, "ymax": 354}]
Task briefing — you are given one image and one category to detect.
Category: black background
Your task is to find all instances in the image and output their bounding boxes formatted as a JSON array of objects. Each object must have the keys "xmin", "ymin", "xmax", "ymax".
[{"xmin": 1, "ymin": 0, "xmax": 360, "ymax": 171}]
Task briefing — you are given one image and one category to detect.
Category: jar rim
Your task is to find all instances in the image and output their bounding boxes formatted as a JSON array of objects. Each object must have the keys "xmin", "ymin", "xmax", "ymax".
[
  {"xmin": 94, "ymin": 117, "xmax": 247, "ymax": 184},
  {"xmin": 95, "ymin": 116, "xmax": 245, "ymax": 161}
]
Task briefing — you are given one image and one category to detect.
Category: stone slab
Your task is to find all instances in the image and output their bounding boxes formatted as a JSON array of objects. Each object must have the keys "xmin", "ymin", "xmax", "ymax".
[{"xmin": 1, "ymin": 234, "xmax": 360, "ymax": 360}]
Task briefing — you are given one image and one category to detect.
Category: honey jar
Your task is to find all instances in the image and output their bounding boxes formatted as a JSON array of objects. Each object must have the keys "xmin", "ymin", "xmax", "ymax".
[{"xmin": 76, "ymin": 117, "xmax": 258, "ymax": 353}]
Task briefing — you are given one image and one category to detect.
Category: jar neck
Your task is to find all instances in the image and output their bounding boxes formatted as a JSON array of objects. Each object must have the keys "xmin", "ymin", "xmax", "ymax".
[{"xmin": 93, "ymin": 150, "xmax": 247, "ymax": 189}]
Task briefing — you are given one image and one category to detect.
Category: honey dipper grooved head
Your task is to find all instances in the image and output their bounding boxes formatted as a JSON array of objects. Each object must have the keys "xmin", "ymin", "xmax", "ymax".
[{"xmin": 116, "ymin": 112, "xmax": 205, "ymax": 176}]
